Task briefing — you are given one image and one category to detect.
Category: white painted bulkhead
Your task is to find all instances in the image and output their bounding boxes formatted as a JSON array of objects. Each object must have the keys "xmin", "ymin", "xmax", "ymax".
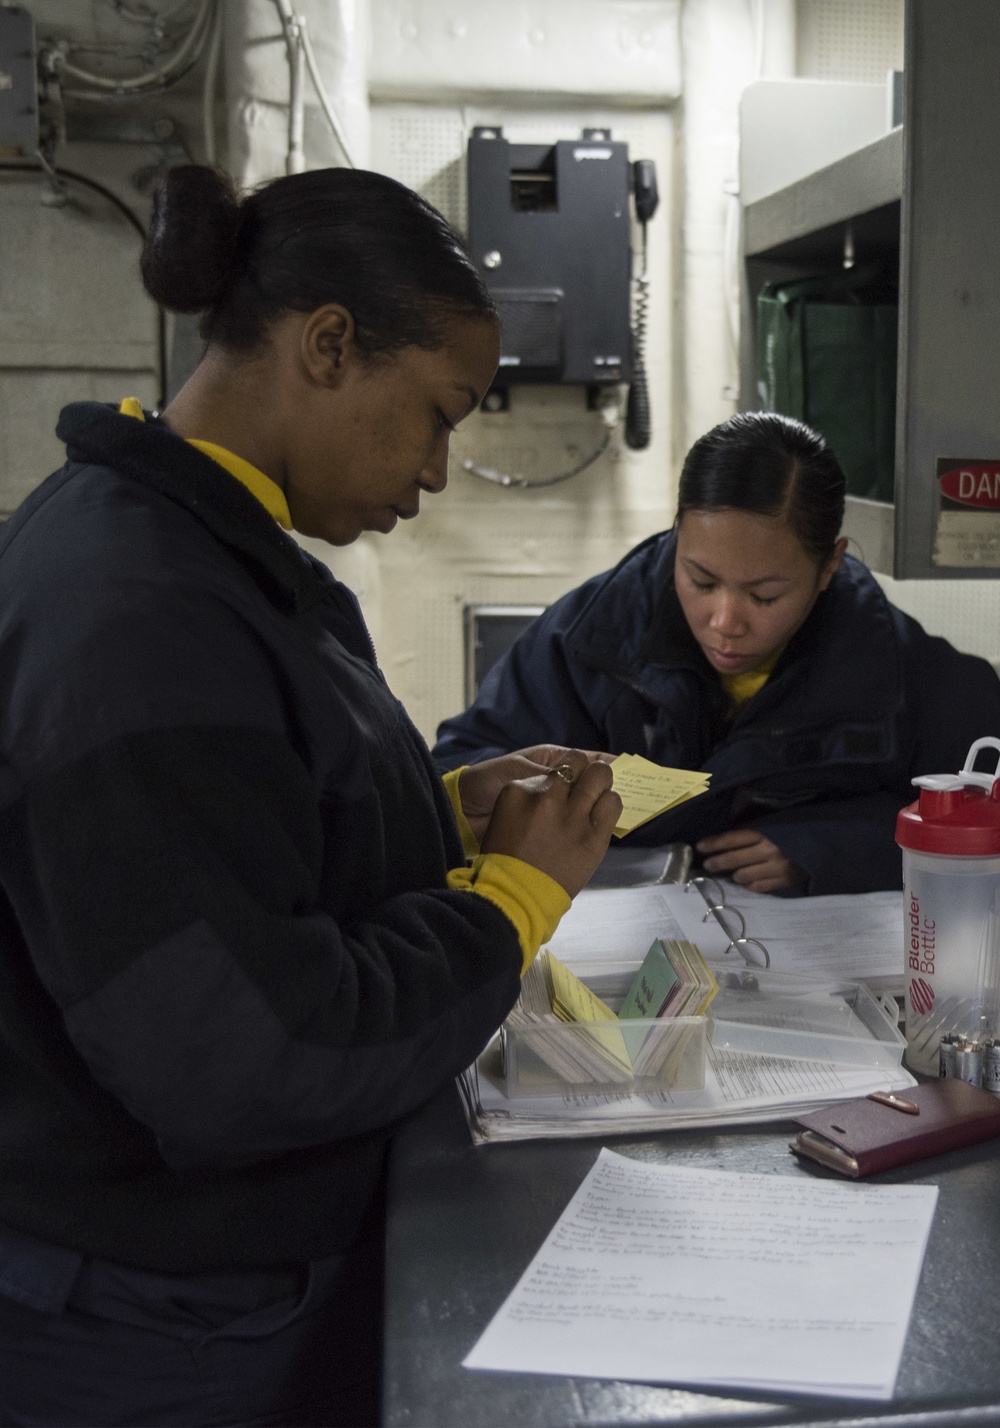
[
  {"xmin": 4, "ymin": 0, "xmax": 999, "ymax": 748},
  {"xmin": 295, "ymin": 0, "xmax": 733, "ymax": 740}
]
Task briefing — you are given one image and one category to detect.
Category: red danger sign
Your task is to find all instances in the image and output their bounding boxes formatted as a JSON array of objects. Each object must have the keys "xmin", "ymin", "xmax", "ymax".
[{"xmin": 938, "ymin": 460, "xmax": 1000, "ymax": 508}]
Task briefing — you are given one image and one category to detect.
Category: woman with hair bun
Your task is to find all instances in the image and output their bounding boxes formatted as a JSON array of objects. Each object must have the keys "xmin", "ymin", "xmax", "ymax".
[
  {"xmin": 436, "ymin": 410, "xmax": 1000, "ymax": 896},
  {"xmin": 0, "ymin": 165, "xmax": 620, "ymax": 1426}
]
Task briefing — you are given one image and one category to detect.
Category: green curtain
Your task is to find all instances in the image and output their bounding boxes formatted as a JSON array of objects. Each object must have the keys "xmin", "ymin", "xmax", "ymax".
[{"xmin": 756, "ymin": 265, "xmax": 897, "ymax": 502}]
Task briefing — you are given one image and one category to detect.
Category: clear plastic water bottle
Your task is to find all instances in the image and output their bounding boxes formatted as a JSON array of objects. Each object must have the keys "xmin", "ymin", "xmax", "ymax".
[{"xmin": 896, "ymin": 737, "xmax": 1000, "ymax": 1075}]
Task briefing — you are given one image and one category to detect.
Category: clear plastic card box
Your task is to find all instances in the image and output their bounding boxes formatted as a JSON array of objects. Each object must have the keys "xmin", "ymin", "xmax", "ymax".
[
  {"xmin": 708, "ymin": 969, "xmax": 906, "ymax": 1068},
  {"xmin": 501, "ymin": 969, "xmax": 708, "ymax": 1098},
  {"xmin": 500, "ymin": 1014, "xmax": 708, "ymax": 1098},
  {"xmin": 498, "ymin": 966, "xmax": 904, "ymax": 1099}
]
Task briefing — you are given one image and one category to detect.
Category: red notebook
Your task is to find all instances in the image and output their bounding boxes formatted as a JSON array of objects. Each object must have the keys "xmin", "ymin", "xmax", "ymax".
[{"xmin": 790, "ymin": 1080, "xmax": 1000, "ymax": 1178}]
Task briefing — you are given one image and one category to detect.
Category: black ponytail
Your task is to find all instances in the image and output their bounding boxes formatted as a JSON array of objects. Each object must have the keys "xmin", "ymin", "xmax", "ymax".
[
  {"xmin": 677, "ymin": 412, "xmax": 845, "ymax": 561},
  {"xmin": 140, "ymin": 165, "xmax": 496, "ymax": 356}
]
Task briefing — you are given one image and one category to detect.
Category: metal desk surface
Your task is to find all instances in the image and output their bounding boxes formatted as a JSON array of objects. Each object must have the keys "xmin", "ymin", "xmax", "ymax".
[{"xmin": 383, "ymin": 1084, "xmax": 1000, "ymax": 1428}]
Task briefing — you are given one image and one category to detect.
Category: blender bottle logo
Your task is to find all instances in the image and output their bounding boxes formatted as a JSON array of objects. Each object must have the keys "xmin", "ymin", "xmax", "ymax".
[
  {"xmin": 910, "ymin": 977, "xmax": 934, "ymax": 1015},
  {"xmin": 908, "ymin": 894, "xmax": 936, "ymax": 1013}
]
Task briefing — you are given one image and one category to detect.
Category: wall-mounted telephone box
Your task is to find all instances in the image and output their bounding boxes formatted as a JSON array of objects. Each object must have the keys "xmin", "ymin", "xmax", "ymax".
[{"xmin": 467, "ymin": 126, "xmax": 632, "ymax": 388}]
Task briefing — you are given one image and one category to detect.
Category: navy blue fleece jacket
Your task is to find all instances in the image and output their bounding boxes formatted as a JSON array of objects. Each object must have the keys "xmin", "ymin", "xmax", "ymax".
[
  {"xmin": 435, "ymin": 531, "xmax": 1000, "ymax": 894},
  {"xmin": 0, "ymin": 403, "xmax": 523, "ymax": 1272}
]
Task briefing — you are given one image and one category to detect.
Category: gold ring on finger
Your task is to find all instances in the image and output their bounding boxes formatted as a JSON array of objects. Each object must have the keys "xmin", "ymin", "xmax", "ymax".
[{"xmin": 552, "ymin": 763, "xmax": 575, "ymax": 785}]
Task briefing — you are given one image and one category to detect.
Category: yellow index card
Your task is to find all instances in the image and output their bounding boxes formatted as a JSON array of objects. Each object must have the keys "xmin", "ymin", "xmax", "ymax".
[
  {"xmin": 610, "ymin": 753, "xmax": 711, "ymax": 837},
  {"xmin": 544, "ymin": 951, "xmax": 632, "ymax": 1072},
  {"xmin": 546, "ymin": 951, "xmax": 617, "ymax": 1024}
]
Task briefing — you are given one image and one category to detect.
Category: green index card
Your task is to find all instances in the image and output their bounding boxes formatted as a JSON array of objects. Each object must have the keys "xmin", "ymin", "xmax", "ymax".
[
  {"xmin": 620, "ymin": 939, "xmax": 680, "ymax": 1021},
  {"xmin": 618, "ymin": 940, "xmax": 680, "ymax": 1062}
]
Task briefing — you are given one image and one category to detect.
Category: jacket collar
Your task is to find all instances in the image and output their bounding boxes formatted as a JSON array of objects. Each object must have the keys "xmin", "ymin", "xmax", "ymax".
[
  {"xmin": 563, "ymin": 532, "xmax": 684, "ymax": 675},
  {"xmin": 563, "ymin": 528, "xmax": 901, "ymax": 723},
  {"xmin": 55, "ymin": 402, "xmax": 333, "ymax": 614}
]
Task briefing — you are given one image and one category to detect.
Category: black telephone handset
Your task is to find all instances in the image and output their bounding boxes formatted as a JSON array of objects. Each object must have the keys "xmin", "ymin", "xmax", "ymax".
[
  {"xmin": 633, "ymin": 158, "xmax": 660, "ymax": 225},
  {"xmin": 626, "ymin": 159, "xmax": 659, "ymax": 451}
]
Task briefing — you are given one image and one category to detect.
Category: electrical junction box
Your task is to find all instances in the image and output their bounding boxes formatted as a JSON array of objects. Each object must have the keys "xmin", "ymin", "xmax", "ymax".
[
  {"xmin": 464, "ymin": 604, "xmax": 545, "ymax": 705},
  {"xmin": 467, "ymin": 126, "xmax": 633, "ymax": 390},
  {"xmin": 0, "ymin": 7, "xmax": 38, "ymax": 156}
]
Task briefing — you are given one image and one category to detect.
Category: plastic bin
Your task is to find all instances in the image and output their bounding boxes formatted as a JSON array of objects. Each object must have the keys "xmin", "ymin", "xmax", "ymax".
[
  {"xmin": 708, "ymin": 973, "xmax": 905, "ymax": 1067},
  {"xmin": 500, "ymin": 969, "xmax": 707, "ymax": 1097}
]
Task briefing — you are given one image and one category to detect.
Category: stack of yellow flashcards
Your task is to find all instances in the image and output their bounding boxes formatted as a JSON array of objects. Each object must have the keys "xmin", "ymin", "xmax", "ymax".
[
  {"xmin": 610, "ymin": 753, "xmax": 711, "ymax": 837},
  {"xmin": 506, "ymin": 951, "xmax": 633, "ymax": 1085}
]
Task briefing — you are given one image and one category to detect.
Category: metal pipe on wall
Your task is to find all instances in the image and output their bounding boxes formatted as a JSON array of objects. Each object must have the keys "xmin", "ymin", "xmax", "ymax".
[
  {"xmin": 223, "ymin": 0, "xmax": 369, "ymax": 188},
  {"xmin": 757, "ymin": 0, "xmax": 796, "ymax": 78}
]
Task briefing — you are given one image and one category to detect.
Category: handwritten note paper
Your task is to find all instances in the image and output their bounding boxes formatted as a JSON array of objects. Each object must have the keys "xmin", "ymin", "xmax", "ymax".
[
  {"xmin": 464, "ymin": 1148, "xmax": 937, "ymax": 1398},
  {"xmin": 610, "ymin": 754, "xmax": 710, "ymax": 837}
]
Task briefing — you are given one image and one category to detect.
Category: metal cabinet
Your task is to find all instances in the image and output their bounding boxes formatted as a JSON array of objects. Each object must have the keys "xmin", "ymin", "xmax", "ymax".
[{"xmin": 741, "ymin": 0, "xmax": 1000, "ymax": 580}]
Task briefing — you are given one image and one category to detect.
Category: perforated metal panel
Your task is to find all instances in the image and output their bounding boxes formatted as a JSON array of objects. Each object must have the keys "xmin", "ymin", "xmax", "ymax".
[
  {"xmin": 874, "ymin": 573, "xmax": 1000, "ymax": 667},
  {"xmin": 382, "ymin": 108, "xmax": 467, "ymax": 231},
  {"xmin": 797, "ymin": 0, "xmax": 904, "ymax": 82}
]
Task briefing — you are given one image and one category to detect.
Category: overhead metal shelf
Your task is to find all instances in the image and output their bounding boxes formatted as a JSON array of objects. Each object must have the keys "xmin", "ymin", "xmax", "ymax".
[
  {"xmin": 741, "ymin": 1, "xmax": 1000, "ymax": 580},
  {"xmin": 743, "ymin": 128, "xmax": 903, "ymax": 260}
]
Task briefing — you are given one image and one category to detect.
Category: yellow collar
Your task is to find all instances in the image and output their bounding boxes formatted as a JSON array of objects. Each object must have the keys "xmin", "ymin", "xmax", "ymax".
[
  {"xmin": 719, "ymin": 646, "xmax": 783, "ymax": 706},
  {"xmin": 117, "ymin": 399, "xmax": 293, "ymax": 531},
  {"xmin": 185, "ymin": 440, "xmax": 292, "ymax": 530}
]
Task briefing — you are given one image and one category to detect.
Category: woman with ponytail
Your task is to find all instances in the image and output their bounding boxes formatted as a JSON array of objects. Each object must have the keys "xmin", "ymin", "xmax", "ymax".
[
  {"xmin": 0, "ymin": 166, "xmax": 620, "ymax": 1426},
  {"xmin": 436, "ymin": 411, "xmax": 1000, "ymax": 897}
]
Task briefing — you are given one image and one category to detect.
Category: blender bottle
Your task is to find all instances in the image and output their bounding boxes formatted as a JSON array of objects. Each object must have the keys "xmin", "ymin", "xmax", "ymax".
[{"xmin": 896, "ymin": 737, "xmax": 1000, "ymax": 1075}]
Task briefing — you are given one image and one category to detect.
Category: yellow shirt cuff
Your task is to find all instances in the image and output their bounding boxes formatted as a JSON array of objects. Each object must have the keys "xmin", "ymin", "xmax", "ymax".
[
  {"xmin": 447, "ymin": 854, "xmax": 570, "ymax": 975},
  {"xmin": 442, "ymin": 767, "xmax": 480, "ymax": 860}
]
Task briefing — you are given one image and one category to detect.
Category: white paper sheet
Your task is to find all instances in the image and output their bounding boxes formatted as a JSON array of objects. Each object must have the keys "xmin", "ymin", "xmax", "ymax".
[
  {"xmin": 545, "ymin": 885, "xmax": 733, "ymax": 965},
  {"xmin": 719, "ymin": 886, "xmax": 904, "ymax": 987},
  {"xmin": 546, "ymin": 883, "xmax": 903, "ymax": 987},
  {"xmin": 461, "ymin": 1041, "xmax": 917, "ymax": 1144},
  {"xmin": 464, "ymin": 1148, "xmax": 937, "ymax": 1399},
  {"xmin": 460, "ymin": 1045, "xmax": 914, "ymax": 1142}
]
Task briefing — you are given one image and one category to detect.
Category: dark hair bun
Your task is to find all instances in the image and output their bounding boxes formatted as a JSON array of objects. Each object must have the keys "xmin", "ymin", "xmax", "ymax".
[
  {"xmin": 140, "ymin": 165, "xmax": 243, "ymax": 313},
  {"xmin": 141, "ymin": 166, "xmax": 495, "ymax": 354}
]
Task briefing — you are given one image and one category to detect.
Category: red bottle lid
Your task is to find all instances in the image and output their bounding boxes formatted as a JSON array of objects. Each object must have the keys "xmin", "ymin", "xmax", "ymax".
[{"xmin": 896, "ymin": 737, "xmax": 1000, "ymax": 856}]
